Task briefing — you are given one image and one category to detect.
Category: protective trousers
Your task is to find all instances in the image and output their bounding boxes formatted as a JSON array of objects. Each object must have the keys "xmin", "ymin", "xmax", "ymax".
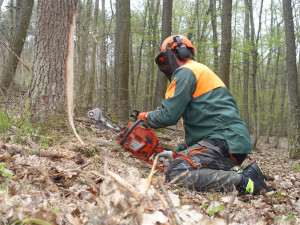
[{"xmin": 165, "ymin": 138, "xmax": 246, "ymax": 192}]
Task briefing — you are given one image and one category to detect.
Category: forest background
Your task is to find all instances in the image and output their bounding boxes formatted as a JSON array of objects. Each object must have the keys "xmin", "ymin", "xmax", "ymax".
[{"xmin": 0, "ymin": 0, "xmax": 299, "ymax": 158}]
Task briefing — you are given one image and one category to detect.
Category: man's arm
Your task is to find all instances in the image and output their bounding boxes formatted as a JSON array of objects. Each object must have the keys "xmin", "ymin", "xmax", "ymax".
[{"xmin": 147, "ymin": 67, "xmax": 197, "ymax": 128}]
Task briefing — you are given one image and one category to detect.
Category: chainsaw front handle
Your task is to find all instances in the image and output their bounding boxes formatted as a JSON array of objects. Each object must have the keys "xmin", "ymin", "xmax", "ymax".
[{"xmin": 119, "ymin": 118, "xmax": 143, "ymax": 146}]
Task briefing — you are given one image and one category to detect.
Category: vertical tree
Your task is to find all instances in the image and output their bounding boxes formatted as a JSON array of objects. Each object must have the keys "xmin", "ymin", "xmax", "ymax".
[
  {"xmin": 153, "ymin": 0, "xmax": 173, "ymax": 108},
  {"xmin": 115, "ymin": 0, "xmax": 130, "ymax": 123},
  {"xmin": 100, "ymin": 0, "xmax": 108, "ymax": 112},
  {"xmin": 210, "ymin": 0, "xmax": 219, "ymax": 74},
  {"xmin": 0, "ymin": 0, "xmax": 34, "ymax": 95},
  {"xmin": 143, "ymin": 0, "xmax": 159, "ymax": 111},
  {"xmin": 249, "ymin": 0, "xmax": 263, "ymax": 150},
  {"xmin": 77, "ymin": 0, "xmax": 92, "ymax": 109},
  {"xmin": 219, "ymin": 0, "xmax": 232, "ymax": 88},
  {"xmin": 29, "ymin": 0, "xmax": 77, "ymax": 122},
  {"xmin": 282, "ymin": 0, "xmax": 300, "ymax": 159},
  {"xmin": 87, "ymin": 0, "xmax": 99, "ymax": 108},
  {"xmin": 242, "ymin": 0, "xmax": 250, "ymax": 128}
]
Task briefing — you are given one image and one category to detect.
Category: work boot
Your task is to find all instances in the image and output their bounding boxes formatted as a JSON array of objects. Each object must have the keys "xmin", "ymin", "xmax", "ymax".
[{"xmin": 236, "ymin": 163, "xmax": 272, "ymax": 195}]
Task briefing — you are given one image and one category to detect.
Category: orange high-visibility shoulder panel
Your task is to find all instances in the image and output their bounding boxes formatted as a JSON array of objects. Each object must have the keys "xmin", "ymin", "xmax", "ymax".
[
  {"xmin": 165, "ymin": 78, "xmax": 176, "ymax": 99},
  {"xmin": 183, "ymin": 61, "xmax": 225, "ymax": 98}
]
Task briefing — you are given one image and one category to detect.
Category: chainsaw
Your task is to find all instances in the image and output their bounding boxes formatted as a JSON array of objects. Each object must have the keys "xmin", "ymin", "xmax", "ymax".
[{"xmin": 88, "ymin": 109, "xmax": 165, "ymax": 171}]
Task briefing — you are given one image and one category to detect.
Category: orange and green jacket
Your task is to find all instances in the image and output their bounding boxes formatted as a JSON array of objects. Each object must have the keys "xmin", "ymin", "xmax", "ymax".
[{"xmin": 147, "ymin": 60, "xmax": 252, "ymax": 154}]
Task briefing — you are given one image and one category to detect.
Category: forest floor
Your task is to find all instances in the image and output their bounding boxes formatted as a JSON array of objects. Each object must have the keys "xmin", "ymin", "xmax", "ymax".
[{"xmin": 0, "ymin": 94, "xmax": 299, "ymax": 224}]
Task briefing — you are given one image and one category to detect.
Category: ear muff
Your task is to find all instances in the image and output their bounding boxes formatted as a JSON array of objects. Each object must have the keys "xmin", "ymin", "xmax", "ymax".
[{"xmin": 173, "ymin": 36, "xmax": 190, "ymax": 60}]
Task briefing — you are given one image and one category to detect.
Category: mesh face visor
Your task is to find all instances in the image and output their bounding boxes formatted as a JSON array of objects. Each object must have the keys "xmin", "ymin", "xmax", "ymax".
[
  {"xmin": 155, "ymin": 51, "xmax": 172, "ymax": 80},
  {"xmin": 155, "ymin": 50, "xmax": 168, "ymax": 65}
]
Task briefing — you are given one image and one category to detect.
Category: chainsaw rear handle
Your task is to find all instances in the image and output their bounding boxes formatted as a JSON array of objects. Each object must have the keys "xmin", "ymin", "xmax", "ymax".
[{"xmin": 119, "ymin": 118, "xmax": 143, "ymax": 146}]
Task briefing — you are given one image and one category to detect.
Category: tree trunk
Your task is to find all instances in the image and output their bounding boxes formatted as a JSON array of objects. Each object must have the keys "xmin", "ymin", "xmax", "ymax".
[
  {"xmin": 153, "ymin": 0, "xmax": 173, "ymax": 108},
  {"xmin": 274, "ymin": 77, "xmax": 287, "ymax": 149},
  {"xmin": 143, "ymin": 0, "xmax": 151, "ymax": 111},
  {"xmin": 135, "ymin": 1, "xmax": 149, "ymax": 109},
  {"xmin": 249, "ymin": 0, "xmax": 263, "ymax": 150},
  {"xmin": 76, "ymin": 0, "xmax": 92, "ymax": 110},
  {"xmin": 100, "ymin": 0, "xmax": 108, "ymax": 112},
  {"xmin": 266, "ymin": 48, "xmax": 280, "ymax": 142},
  {"xmin": 219, "ymin": 0, "xmax": 232, "ymax": 88},
  {"xmin": 0, "ymin": 0, "xmax": 34, "ymax": 95},
  {"xmin": 29, "ymin": 0, "xmax": 77, "ymax": 122},
  {"xmin": 210, "ymin": 0, "xmax": 219, "ymax": 74},
  {"xmin": 149, "ymin": 0, "xmax": 160, "ymax": 108},
  {"xmin": 282, "ymin": 0, "xmax": 300, "ymax": 159},
  {"xmin": 116, "ymin": 0, "xmax": 130, "ymax": 123},
  {"xmin": 87, "ymin": 0, "xmax": 99, "ymax": 108},
  {"xmin": 242, "ymin": 0, "xmax": 250, "ymax": 128},
  {"xmin": 129, "ymin": 33, "xmax": 135, "ymax": 111}
]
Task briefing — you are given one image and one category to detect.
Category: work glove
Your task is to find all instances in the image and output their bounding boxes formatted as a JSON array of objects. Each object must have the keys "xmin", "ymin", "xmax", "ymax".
[
  {"xmin": 157, "ymin": 150, "xmax": 177, "ymax": 167},
  {"xmin": 137, "ymin": 111, "xmax": 149, "ymax": 121}
]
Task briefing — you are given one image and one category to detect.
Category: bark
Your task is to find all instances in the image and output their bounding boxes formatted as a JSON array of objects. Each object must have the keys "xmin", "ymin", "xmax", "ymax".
[
  {"xmin": 100, "ymin": 0, "xmax": 108, "ymax": 112},
  {"xmin": 219, "ymin": 0, "xmax": 232, "ymax": 88},
  {"xmin": 149, "ymin": 0, "xmax": 160, "ymax": 107},
  {"xmin": 116, "ymin": 0, "xmax": 130, "ymax": 123},
  {"xmin": 274, "ymin": 78, "xmax": 287, "ymax": 149},
  {"xmin": 143, "ymin": 0, "xmax": 159, "ymax": 111},
  {"xmin": 249, "ymin": 0, "xmax": 263, "ymax": 150},
  {"xmin": 0, "ymin": 0, "xmax": 4, "ymax": 11},
  {"xmin": 29, "ymin": 0, "xmax": 77, "ymax": 122},
  {"xmin": 0, "ymin": 0, "xmax": 34, "ymax": 95},
  {"xmin": 197, "ymin": 4, "xmax": 210, "ymax": 64},
  {"xmin": 129, "ymin": 33, "xmax": 135, "ymax": 111},
  {"xmin": 143, "ymin": 0, "xmax": 151, "ymax": 111},
  {"xmin": 210, "ymin": 0, "xmax": 219, "ymax": 74},
  {"xmin": 266, "ymin": 48, "xmax": 280, "ymax": 142},
  {"xmin": 282, "ymin": 0, "xmax": 300, "ymax": 159},
  {"xmin": 153, "ymin": 0, "xmax": 173, "ymax": 108},
  {"xmin": 77, "ymin": 0, "xmax": 92, "ymax": 109},
  {"xmin": 87, "ymin": 0, "xmax": 99, "ymax": 108},
  {"xmin": 242, "ymin": 0, "xmax": 250, "ymax": 128},
  {"xmin": 135, "ymin": 1, "xmax": 149, "ymax": 107}
]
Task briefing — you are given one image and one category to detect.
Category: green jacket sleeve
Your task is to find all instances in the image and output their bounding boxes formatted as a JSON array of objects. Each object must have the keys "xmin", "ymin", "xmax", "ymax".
[
  {"xmin": 147, "ymin": 67, "xmax": 197, "ymax": 128},
  {"xmin": 173, "ymin": 142, "xmax": 187, "ymax": 153}
]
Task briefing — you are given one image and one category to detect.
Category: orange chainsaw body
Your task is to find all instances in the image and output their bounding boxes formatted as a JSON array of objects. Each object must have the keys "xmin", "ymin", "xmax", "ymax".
[{"xmin": 118, "ymin": 120, "xmax": 165, "ymax": 171}]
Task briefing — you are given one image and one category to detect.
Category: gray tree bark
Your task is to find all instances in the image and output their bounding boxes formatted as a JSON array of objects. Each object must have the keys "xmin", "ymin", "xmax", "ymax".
[
  {"xmin": 100, "ymin": 0, "xmax": 108, "ymax": 112},
  {"xmin": 249, "ymin": 0, "xmax": 263, "ymax": 150},
  {"xmin": 242, "ymin": 0, "xmax": 250, "ymax": 128},
  {"xmin": 219, "ymin": 0, "xmax": 232, "ymax": 88},
  {"xmin": 77, "ymin": 0, "xmax": 92, "ymax": 110},
  {"xmin": 153, "ymin": 0, "xmax": 173, "ymax": 108},
  {"xmin": 210, "ymin": 0, "xmax": 219, "ymax": 74},
  {"xmin": 87, "ymin": 0, "xmax": 99, "ymax": 108},
  {"xmin": 282, "ymin": 0, "xmax": 300, "ymax": 159},
  {"xmin": 116, "ymin": 0, "xmax": 130, "ymax": 123},
  {"xmin": 0, "ymin": 0, "xmax": 34, "ymax": 95},
  {"xmin": 29, "ymin": 0, "xmax": 77, "ymax": 122}
]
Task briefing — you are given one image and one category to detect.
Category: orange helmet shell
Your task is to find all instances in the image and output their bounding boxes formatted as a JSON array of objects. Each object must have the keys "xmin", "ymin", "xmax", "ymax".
[{"xmin": 160, "ymin": 35, "xmax": 195, "ymax": 52}]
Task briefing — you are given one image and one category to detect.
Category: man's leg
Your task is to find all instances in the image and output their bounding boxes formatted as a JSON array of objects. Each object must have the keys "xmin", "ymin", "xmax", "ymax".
[
  {"xmin": 165, "ymin": 139, "xmax": 271, "ymax": 194},
  {"xmin": 165, "ymin": 139, "xmax": 241, "ymax": 192}
]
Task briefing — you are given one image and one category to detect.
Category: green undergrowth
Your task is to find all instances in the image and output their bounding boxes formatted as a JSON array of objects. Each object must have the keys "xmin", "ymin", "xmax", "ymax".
[
  {"xmin": 73, "ymin": 145, "xmax": 101, "ymax": 157},
  {"xmin": 0, "ymin": 107, "xmax": 76, "ymax": 144}
]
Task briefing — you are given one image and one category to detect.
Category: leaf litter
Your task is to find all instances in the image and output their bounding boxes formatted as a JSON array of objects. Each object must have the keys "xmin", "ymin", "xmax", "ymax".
[{"xmin": 0, "ymin": 120, "xmax": 299, "ymax": 225}]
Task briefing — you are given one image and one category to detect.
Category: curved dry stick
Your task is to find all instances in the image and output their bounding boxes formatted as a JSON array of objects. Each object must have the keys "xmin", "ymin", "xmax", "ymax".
[{"xmin": 65, "ymin": 5, "xmax": 85, "ymax": 145}]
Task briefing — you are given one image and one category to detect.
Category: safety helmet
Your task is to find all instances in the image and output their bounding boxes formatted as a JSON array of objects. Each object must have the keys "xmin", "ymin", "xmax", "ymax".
[{"xmin": 160, "ymin": 35, "xmax": 195, "ymax": 52}]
